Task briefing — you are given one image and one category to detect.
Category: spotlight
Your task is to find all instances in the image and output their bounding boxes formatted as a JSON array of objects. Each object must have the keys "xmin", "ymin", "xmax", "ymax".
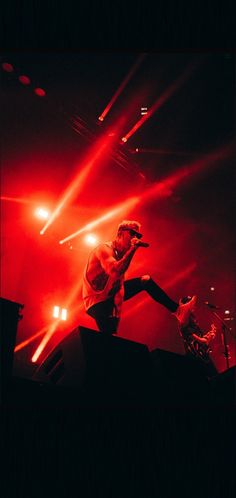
[
  {"xmin": 141, "ymin": 106, "xmax": 148, "ymax": 116},
  {"xmin": 84, "ymin": 234, "xmax": 98, "ymax": 246},
  {"xmin": 52, "ymin": 306, "xmax": 68, "ymax": 320},
  {"xmin": 35, "ymin": 207, "xmax": 50, "ymax": 220},
  {"xmin": 53, "ymin": 306, "xmax": 60, "ymax": 318},
  {"xmin": 210, "ymin": 287, "xmax": 215, "ymax": 291},
  {"xmin": 34, "ymin": 87, "xmax": 46, "ymax": 97},
  {"xmin": 224, "ymin": 310, "xmax": 230, "ymax": 315},
  {"xmin": 98, "ymin": 116, "xmax": 104, "ymax": 121},
  {"xmin": 121, "ymin": 137, "xmax": 127, "ymax": 143},
  {"xmin": 61, "ymin": 308, "xmax": 68, "ymax": 321},
  {"xmin": 2, "ymin": 62, "xmax": 14, "ymax": 72},
  {"xmin": 19, "ymin": 75, "xmax": 31, "ymax": 85}
]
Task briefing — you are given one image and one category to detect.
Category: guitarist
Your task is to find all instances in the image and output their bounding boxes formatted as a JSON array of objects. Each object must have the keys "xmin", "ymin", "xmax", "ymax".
[{"xmin": 178, "ymin": 296, "xmax": 218, "ymax": 378}]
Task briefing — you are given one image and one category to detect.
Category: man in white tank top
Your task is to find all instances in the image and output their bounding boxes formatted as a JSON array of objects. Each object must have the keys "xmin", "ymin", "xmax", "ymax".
[{"xmin": 83, "ymin": 220, "xmax": 196, "ymax": 334}]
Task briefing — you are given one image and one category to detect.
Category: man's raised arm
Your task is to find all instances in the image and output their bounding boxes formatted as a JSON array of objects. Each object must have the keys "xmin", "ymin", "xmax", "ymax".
[{"xmin": 96, "ymin": 241, "xmax": 139, "ymax": 276}]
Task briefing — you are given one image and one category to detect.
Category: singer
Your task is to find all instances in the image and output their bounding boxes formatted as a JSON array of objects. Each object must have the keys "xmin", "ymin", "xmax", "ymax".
[{"xmin": 83, "ymin": 220, "xmax": 196, "ymax": 334}]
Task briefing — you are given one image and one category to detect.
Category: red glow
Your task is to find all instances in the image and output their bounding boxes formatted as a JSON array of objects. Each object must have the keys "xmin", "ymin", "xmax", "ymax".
[
  {"xmin": 31, "ymin": 280, "xmax": 83, "ymax": 361},
  {"xmin": 1, "ymin": 195, "xmax": 32, "ymax": 204},
  {"xmin": 59, "ymin": 196, "xmax": 139, "ymax": 245},
  {"xmin": 58, "ymin": 142, "xmax": 233, "ymax": 247},
  {"xmin": 19, "ymin": 75, "xmax": 31, "ymax": 85},
  {"xmin": 40, "ymin": 129, "xmax": 120, "ymax": 235},
  {"xmin": 2, "ymin": 62, "xmax": 14, "ymax": 72},
  {"xmin": 34, "ymin": 87, "xmax": 46, "ymax": 97}
]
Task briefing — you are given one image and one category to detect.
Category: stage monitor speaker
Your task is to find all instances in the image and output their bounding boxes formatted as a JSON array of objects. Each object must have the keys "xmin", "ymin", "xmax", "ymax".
[
  {"xmin": 32, "ymin": 327, "xmax": 86, "ymax": 388},
  {"xmin": 150, "ymin": 348, "xmax": 210, "ymax": 402},
  {"xmin": 1, "ymin": 297, "xmax": 24, "ymax": 401},
  {"xmin": 33, "ymin": 326, "xmax": 151, "ymax": 399},
  {"xmin": 209, "ymin": 366, "xmax": 236, "ymax": 404}
]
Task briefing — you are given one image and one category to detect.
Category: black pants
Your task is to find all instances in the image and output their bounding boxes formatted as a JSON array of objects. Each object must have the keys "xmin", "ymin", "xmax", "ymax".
[{"xmin": 87, "ymin": 276, "xmax": 178, "ymax": 334}]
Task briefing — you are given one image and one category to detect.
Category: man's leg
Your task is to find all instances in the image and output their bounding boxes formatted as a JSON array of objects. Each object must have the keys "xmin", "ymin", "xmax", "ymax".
[
  {"xmin": 124, "ymin": 275, "xmax": 197, "ymax": 325},
  {"xmin": 87, "ymin": 300, "xmax": 119, "ymax": 334},
  {"xmin": 124, "ymin": 275, "xmax": 178, "ymax": 311}
]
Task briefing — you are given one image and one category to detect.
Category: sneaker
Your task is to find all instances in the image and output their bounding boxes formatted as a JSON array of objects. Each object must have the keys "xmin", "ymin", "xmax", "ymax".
[{"xmin": 174, "ymin": 295, "xmax": 197, "ymax": 327}]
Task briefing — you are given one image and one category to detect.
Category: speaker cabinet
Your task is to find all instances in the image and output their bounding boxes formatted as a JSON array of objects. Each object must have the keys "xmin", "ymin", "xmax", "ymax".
[
  {"xmin": 1, "ymin": 297, "xmax": 24, "ymax": 401},
  {"xmin": 209, "ymin": 366, "xmax": 236, "ymax": 404},
  {"xmin": 33, "ymin": 326, "xmax": 151, "ymax": 400},
  {"xmin": 32, "ymin": 327, "xmax": 86, "ymax": 388},
  {"xmin": 150, "ymin": 348, "xmax": 210, "ymax": 402}
]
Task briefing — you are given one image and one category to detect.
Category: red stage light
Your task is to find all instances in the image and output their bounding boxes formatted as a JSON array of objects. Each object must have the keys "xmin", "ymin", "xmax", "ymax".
[
  {"xmin": 2, "ymin": 62, "xmax": 14, "ymax": 72},
  {"xmin": 61, "ymin": 308, "xmax": 68, "ymax": 321},
  {"xmin": 34, "ymin": 87, "xmax": 46, "ymax": 97},
  {"xmin": 52, "ymin": 305, "xmax": 68, "ymax": 320},
  {"xmin": 98, "ymin": 116, "xmax": 104, "ymax": 121},
  {"xmin": 31, "ymin": 280, "xmax": 83, "ymax": 361},
  {"xmin": 84, "ymin": 234, "xmax": 98, "ymax": 246},
  {"xmin": 35, "ymin": 207, "xmax": 50, "ymax": 220},
  {"xmin": 53, "ymin": 306, "xmax": 60, "ymax": 318},
  {"xmin": 19, "ymin": 75, "xmax": 31, "ymax": 85}
]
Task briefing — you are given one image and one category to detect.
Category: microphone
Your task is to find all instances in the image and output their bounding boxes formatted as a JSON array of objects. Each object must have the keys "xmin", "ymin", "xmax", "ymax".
[
  {"xmin": 137, "ymin": 241, "xmax": 150, "ymax": 247},
  {"xmin": 204, "ymin": 301, "xmax": 220, "ymax": 310}
]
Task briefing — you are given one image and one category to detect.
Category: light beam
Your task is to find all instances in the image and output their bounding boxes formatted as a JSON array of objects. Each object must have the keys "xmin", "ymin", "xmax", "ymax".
[
  {"xmin": 59, "ymin": 196, "xmax": 139, "ymax": 245},
  {"xmin": 98, "ymin": 54, "xmax": 146, "ymax": 121},
  {"xmin": 40, "ymin": 132, "xmax": 118, "ymax": 235},
  {"xmin": 122, "ymin": 58, "xmax": 203, "ymax": 142}
]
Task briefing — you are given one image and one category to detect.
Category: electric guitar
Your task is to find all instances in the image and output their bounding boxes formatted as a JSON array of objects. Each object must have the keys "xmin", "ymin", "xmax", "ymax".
[{"xmin": 179, "ymin": 315, "xmax": 216, "ymax": 363}]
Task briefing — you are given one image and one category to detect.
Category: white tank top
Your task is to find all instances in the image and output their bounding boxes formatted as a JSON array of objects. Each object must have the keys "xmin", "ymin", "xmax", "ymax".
[{"xmin": 82, "ymin": 242, "xmax": 124, "ymax": 317}]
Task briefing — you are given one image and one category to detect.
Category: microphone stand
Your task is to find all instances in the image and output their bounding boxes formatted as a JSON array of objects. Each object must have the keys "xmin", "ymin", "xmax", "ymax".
[{"xmin": 207, "ymin": 308, "xmax": 232, "ymax": 370}]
